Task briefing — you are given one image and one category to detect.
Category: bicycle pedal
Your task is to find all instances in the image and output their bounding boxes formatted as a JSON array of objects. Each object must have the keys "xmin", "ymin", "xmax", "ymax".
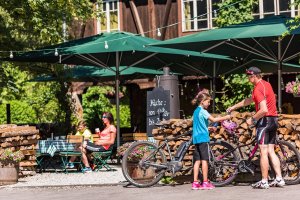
[{"xmin": 244, "ymin": 166, "xmax": 255, "ymax": 175}]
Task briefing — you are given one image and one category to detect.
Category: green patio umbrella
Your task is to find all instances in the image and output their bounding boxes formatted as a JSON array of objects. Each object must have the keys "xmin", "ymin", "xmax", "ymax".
[
  {"xmin": 152, "ymin": 15, "xmax": 300, "ymax": 111},
  {"xmin": 32, "ymin": 65, "xmax": 169, "ymax": 82},
  {"xmin": 4, "ymin": 31, "xmax": 231, "ymax": 148}
]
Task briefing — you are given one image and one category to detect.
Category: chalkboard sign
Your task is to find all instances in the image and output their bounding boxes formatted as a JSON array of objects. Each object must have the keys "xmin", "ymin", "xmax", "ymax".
[{"xmin": 146, "ymin": 87, "xmax": 170, "ymax": 136}]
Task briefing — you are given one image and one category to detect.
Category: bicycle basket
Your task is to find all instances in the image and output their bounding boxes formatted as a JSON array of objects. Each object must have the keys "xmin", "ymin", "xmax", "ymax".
[{"xmin": 221, "ymin": 120, "xmax": 238, "ymax": 133}]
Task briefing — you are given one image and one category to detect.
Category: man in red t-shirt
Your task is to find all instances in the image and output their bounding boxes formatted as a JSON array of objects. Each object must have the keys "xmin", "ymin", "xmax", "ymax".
[{"xmin": 227, "ymin": 66, "xmax": 285, "ymax": 189}]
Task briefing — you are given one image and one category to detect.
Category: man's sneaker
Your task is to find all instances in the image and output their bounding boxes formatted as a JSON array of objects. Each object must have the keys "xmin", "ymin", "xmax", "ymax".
[
  {"xmin": 66, "ymin": 162, "xmax": 75, "ymax": 169},
  {"xmin": 191, "ymin": 181, "xmax": 201, "ymax": 190},
  {"xmin": 269, "ymin": 178, "xmax": 285, "ymax": 187},
  {"xmin": 82, "ymin": 167, "xmax": 92, "ymax": 173},
  {"xmin": 199, "ymin": 181, "xmax": 215, "ymax": 190},
  {"xmin": 251, "ymin": 180, "xmax": 269, "ymax": 189}
]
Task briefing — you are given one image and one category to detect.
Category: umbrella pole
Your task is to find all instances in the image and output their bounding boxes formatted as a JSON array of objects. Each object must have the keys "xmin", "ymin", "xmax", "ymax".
[
  {"xmin": 278, "ymin": 39, "xmax": 282, "ymax": 113},
  {"xmin": 115, "ymin": 52, "xmax": 121, "ymax": 157},
  {"xmin": 212, "ymin": 61, "xmax": 216, "ymax": 113}
]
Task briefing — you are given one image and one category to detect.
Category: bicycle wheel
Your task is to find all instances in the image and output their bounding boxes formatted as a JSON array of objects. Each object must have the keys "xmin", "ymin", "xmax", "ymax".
[
  {"xmin": 207, "ymin": 140, "xmax": 240, "ymax": 187},
  {"xmin": 121, "ymin": 141, "xmax": 167, "ymax": 188},
  {"xmin": 275, "ymin": 140, "xmax": 300, "ymax": 185}
]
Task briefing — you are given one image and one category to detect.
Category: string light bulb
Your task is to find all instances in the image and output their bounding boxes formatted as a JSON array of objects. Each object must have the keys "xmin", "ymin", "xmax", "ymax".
[
  {"xmin": 104, "ymin": 41, "xmax": 109, "ymax": 49},
  {"xmin": 157, "ymin": 28, "xmax": 162, "ymax": 37},
  {"xmin": 9, "ymin": 51, "xmax": 13, "ymax": 59},
  {"xmin": 54, "ymin": 48, "xmax": 58, "ymax": 56}
]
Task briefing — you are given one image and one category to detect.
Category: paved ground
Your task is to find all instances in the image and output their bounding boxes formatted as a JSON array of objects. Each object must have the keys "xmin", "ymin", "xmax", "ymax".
[
  {"xmin": 1, "ymin": 162, "xmax": 300, "ymax": 200},
  {"xmin": 2, "ymin": 165, "xmax": 126, "ymax": 188},
  {"xmin": 1, "ymin": 183, "xmax": 300, "ymax": 200}
]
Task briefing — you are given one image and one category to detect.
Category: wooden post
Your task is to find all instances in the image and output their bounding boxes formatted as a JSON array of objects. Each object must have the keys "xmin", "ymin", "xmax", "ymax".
[
  {"xmin": 6, "ymin": 104, "xmax": 11, "ymax": 124},
  {"xmin": 160, "ymin": 0, "xmax": 172, "ymax": 40},
  {"xmin": 71, "ymin": 92, "xmax": 84, "ymax": 121},
  {"xmin": 148, "ymin": 0, "xmax": 156, "ymax": 39},
  {"xmin": 129, "ymin": 0, "xmax": 145, "ymax": 36}
]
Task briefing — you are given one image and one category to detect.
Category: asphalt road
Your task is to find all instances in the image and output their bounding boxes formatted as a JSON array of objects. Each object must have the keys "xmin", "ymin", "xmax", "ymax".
[{"xmin": 1, "ymin": 183, "xmax": 300, "ymax": 200}]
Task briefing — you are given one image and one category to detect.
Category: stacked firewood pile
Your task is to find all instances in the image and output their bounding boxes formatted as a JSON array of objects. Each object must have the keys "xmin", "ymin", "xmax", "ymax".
[
  {"xmin": 152, "ymin": 112, "xmax": 300, "ymax": 174},
  {"xmin": 277, "ymin": 114, "xmax": 300, "ymax": 149},
  {"xmin": 0, "ymin": 124, "xmax": 40, "ymax": 176},
  {"xmin": 152, "ymin": 119, "xmax": 193, "ymax": 173}
]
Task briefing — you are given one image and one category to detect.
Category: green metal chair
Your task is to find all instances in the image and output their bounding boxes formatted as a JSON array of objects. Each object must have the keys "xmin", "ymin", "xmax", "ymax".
[
  {"xmin": 91, "ymin": 134, "xmax": 116, "ymax": 171},
  {"xmin": 91, "ymin": 150, "xmax": 114, "ymax": 171},
  {"xmin": 59, "ymin": 135, "xmax": 84, "ymax": 173}
]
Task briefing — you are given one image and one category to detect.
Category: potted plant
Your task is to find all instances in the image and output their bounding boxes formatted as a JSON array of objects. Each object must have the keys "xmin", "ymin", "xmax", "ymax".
[
  {"xmin": 0, "ymin": 149, "xmax": 24, "ymax": 185},
  {"xmin": 117, "ymin": 142, "xmax": 155, "ymax": 162},
  {"xmin": 285, "ymin": 76, "xmax": 300, "ymax": 97},
  {"xmin": 116, "ymin": 142, "xmax": 134, "ymax": 159},
  {"xmin": 117, "ymin": 142, "xmax": 151, "ymax": 161}
]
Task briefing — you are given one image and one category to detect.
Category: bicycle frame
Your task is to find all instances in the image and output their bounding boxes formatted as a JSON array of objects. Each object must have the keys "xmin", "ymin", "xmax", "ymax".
[
  {"xmin": 214, "ymin": 130, "xmax": 288, "ymax": 173},
  {"xmin": 142, "ymin": 131, "xmax": 193, "ymax": 172}
]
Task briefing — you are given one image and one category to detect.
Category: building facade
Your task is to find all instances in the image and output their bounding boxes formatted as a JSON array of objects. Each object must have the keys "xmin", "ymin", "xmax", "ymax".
[{"xmin": 91, "ymin": 0, "xmax": 300, "ymax": 39}]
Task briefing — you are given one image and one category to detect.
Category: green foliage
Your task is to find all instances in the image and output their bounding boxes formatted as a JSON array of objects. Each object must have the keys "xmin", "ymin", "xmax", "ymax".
[
  {"xmin": 0, "ymin": 63, "xmax": 65, "ymax": 124},
  {"xmin": 160, "ymin": 176, "xmax": 176, "ymax": 185},
  {"xmin": 283, "ymin": 1, "xmax": 300, "ymax": 38},
  {"xmin": 82, "ymin": 86, "xmax": 112, "ymax": 128},
  {"xmin": 0, "ymin": 0, "xmax": 102, "ymax": 52},
  {"xmin": 215, "ymin": 74, "xmax": 254, "ymax": 112},
  {"xmin": 0, "ymin": 62, "xmax": 28, "ymax": 102},
  {"xmin": 109, "ymin": 98, "xmax": 131, "ymax": 128},
  {"xmin": 294, "ymin": 0, "xmax": 300, "ymax": 5},
  {"xmin": 0, "ymin": 100, "xmax": 36, "ymax": 124},
  {"xmin": 25, "ymin": 82, "xmax": 64, "ymax": 123},
  {"xmin": 82, "ymin": 86, "xmax": 131, "ymax": 129},
  {"xmin": 214, "ymin": 0, "xmax": 258, "ymax": 27}
]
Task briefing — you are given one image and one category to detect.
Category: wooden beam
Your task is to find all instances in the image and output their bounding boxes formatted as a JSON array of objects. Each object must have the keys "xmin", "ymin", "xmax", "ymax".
[
  {"xmin": 148, "ymin": 0, "xmax": 156, "ymax": 39},
  {"xmin": 129, "ymin": 0, "xmax": 145, "ymax": 36},
  {"xmin": 160, "ymin": 0, "xmax": 172, "ymax": 40}
]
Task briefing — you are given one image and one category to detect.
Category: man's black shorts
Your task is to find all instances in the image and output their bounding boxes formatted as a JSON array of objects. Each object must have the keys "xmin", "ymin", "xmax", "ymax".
[
  {"xmin": 193, "ymin": 143, "xmax": 210, "ymax": 161},
  {"xmin": 256, "ymin": 116, "xmax": 278, "ymax": 145}
]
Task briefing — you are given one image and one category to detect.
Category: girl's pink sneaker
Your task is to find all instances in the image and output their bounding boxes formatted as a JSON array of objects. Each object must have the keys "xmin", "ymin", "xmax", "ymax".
[
  {"xmin": 199, "ymin": 181, "xmax": 215, "ymax": 190},
  {"xmin": 191, "ymin": 181, "xmax": 201, "ymax": 190}
]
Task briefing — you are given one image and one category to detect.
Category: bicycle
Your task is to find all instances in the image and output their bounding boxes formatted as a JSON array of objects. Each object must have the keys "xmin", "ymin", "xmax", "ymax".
[
  {"xmin": 121, "ymin": 121, "xmax": 300, "ymax": 188},
  {"xmin": 207, "ymin": 120, "xmax": 300, "ymax": 186},
  {"xmin": 121, "ymin": 129, "xmax": 194, "ymax": 188}
]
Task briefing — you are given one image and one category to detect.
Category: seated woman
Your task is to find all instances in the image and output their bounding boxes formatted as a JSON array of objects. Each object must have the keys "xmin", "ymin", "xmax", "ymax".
[{"xmin": 81, "ymin": 112, "xmax": 116, "ymax": 173}]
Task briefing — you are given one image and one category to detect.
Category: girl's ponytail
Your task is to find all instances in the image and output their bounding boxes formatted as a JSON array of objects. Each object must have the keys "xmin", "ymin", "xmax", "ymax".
[{"xmin": 191, "ymin": 89, "xmax": 211, "ymax": 105}]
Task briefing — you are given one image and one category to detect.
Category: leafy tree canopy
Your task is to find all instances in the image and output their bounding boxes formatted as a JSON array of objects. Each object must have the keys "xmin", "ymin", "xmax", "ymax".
[
  {"xmin": 0, "ymin": 0, "xmax": 102, "ymax": 93},
  {"xmin": 215, "ymin": 0, "xmax": 258, "ymax": 27},
  {"xmin": 0, "ymin": 0, "xmax": 101, "ymax": 52}
]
